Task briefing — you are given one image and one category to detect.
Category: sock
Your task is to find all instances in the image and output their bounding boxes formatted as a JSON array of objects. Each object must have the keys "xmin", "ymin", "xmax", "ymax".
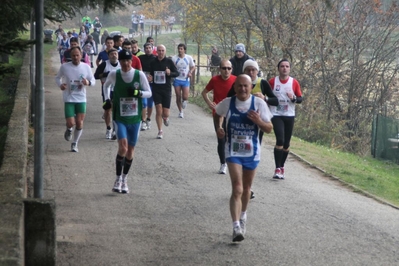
[
  {"xmin": 274, "ymin": 148, "xmax": 284, "ymax": 168},
  {"xmin": 281, "ymin": 150, "xmax": 289, "ymax": 167},
  {"xmin": 115, "ymin": 175, "xmax": 121, "ymax": 182},
  {"xmin": 233, "ymin": 221, "xmax": 240, "ymax": 228},
  {"xmin": 107, "ymin": 126, "xmax": 111, "ymax": 130},
  {"xmin": 146, "ymin": 118, "xmax": 151, "ymax": 121},
  {"xmin": 122, "ymin": 174, "xmax": 128, "ymax": 182},
  {"xmin": 73, "ymin": 128, "xmax": 83, "ymax": 143},
  {"xmin": 122, "ymin": 158, "xmax": 133, "ymax": 175},
  {"xmin": 68, "ymin": 127, "xmax": 73, "ymax": 131},
  {"xmin": 116, "ymin": 155, "xmax": 124, "ymax": 176},
  {"xmin": 240, "ymin": 211, "xmax": 247, "ymax": 221}
]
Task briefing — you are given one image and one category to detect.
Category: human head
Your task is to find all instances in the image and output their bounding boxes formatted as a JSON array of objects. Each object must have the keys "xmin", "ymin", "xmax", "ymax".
[
  {"xmin": 105, "ymin": 36, "xmax": 114, "ymax": 50},
  {"xmin": 69, "ymin": 37, "xmax": 79, "ymax": 47},
  {"xmin": 131, "ymin": 39, "xmax": 139, "ymax": 54},
  {"xmin": 277, "ymin": 59, "xmax": 291, "ymax": 78},
  {"xmin": 122, "ymin": 40, "xmax": 132, "ymax": 52},
  {"xmin": 118, "ymin": 49, "xmax": 132, "ymax": 71},
  {"xmin": 212, "ymin": 46, "xmax": 218, "ymax": 54},
  {"xmin": 87, "ymin": 35, "xmax": 93, "ymax": 40},
  {"xmin": 234, "ymin": 43, "xmax": 246, "ymax": 59},
  {"xmin": 146, "ymin": 36, "xmax": 154, "ymax": 44},
  {"xmin": 70, "ymin": 47, "xmax": 82, "ymax": 66},
  {"xmin": 157, "ymin": 44, "xmax": 166, "ymax": 60},
  {"xmin": 143, "ymin": 42, "xmax": 153, "ymax": 55},
  {"xmin": 177, "ymin": 43, "xmax": 187, "ymax": 55},
  {"xmin": 219, "ymin": 60, "xmax": 233, "ymax": 80},
  {"xmin": 62, "ymin": 32, "xmax": 67, "ymax": 39},
  {"xmin": 67, "ymin": 31, "xmax": 72, "ymax": 37},
  {"xmin": 234, "ymin": 74, "xmax": 252, "ymax": 101},
  {"xmin": 107, "ymin": 48, "xmax": 118, "ymax": 64},
  {"xmin": 242, "ymin": 60, "xmax": 259, "ymax": 81},
  {"xmin": 113, "ymin": 35, "xmax": 124, "ymax": 47}
]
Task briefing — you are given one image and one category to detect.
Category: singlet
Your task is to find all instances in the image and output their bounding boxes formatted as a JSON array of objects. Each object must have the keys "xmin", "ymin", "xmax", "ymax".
[
  {"xmin": 101, "ymin": 61, "xmax": 120, "ymax": 84},
  {"xmin": 172, "ymin": 55, "xmax": 194, "ymax": 81},
  {"xmin": 225, "ymin": 95, "xmax": 260, "ymax": 162},
  {"xmin": 269, "ymin": 77, "xmax": 296, "ymax": 117},
  {"xmin": 112, "ymin": 69, "xmax": 142, "ymax": 124},
  {"xmin": 252, "ymin": 78, "xmax": 262, "ymax": 94}
]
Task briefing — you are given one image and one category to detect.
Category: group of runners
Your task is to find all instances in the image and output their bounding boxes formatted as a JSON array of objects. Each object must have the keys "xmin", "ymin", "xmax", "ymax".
[{"xmin": 54, "ymin": 37, "xmax": 303, "ymax": 243}]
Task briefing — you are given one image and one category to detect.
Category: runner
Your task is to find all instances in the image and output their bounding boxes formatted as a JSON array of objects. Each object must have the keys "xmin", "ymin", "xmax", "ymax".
[{"xmin": 102, "ymin": 50, "xmax": 152, "ymax": 193}]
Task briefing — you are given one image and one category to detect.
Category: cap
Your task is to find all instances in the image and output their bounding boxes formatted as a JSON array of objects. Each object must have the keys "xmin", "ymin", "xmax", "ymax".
[
  {"xmin": 235, "ymin": 43, "xmax": 246, "ymax": 53},
  {"xmin": 242, "ymin": 59, "xmax": 259, "ymax": 72},
  {"xmin": 118, "ymin": 49, "xmax": 132, "ymax": 60}
]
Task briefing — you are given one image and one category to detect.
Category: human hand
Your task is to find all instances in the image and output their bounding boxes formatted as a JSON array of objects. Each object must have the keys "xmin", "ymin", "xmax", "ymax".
[
  {"xmin": 127, "ymin": 87, "xmax": 142, "ymax": 98},
  {"xmin": 216, "ymin": 127, "xmax": 225, "ymax": 139},
  {"xmin": 165, "ymin": 67, "xmax": 170, "ymax": 76},
  {"xmin": 60, "ymin": 83, "xmax": 67, "ymax": 91}
]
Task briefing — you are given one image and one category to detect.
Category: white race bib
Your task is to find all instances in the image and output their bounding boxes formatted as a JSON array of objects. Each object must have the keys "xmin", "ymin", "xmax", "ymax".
[{"xmin": 119, "ymin": 97, "xmax": 138, "ymax": 116}]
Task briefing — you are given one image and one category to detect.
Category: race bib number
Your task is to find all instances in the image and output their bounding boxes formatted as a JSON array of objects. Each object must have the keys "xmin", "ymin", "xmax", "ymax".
[
  {"xmin": 177, "ymin": 67, "xmax": 186, "ymax": 79},
  {"xmin": 154, "ymin": 71, "xmax": 166, "ymax": 84},
  {"xmin": 120, "ymin": 97, "xmax": 138, "ymax": 116},
  {"xmin": 276, "ymin": 101, "xmax": 289, "ymax": 113},
  {"xmin": 70, "ymin": 80, "xmax": 82, "ymax": 92},
  {"xmin": 230, "ymin": 135, "xmax": 253, "ymax": 157}
]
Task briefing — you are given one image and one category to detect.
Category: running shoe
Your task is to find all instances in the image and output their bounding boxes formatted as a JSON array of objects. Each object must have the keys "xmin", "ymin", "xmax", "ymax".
[
  {"xmin": 163, "ymin": 117, "xmax": 169, "ymax": 126},
  {"xmin": 146, "ymin": 120, "xmax": 151, "ymax": 130},
  {"xmin": 71, "ymin": 142, "xmax": 78, "ymax": 152},
  {"xmin": 64, "ymin": 129, "xmax": 72, "ymax": 141},
  {"xmin": 105, "ymin": 129, "xmax": 112, "ymax": 139},
  {"xmin": 178, "ymin": 112, "xmax": 184, "ymax": 118},
  {"xmin": 250, "ymin": 190, "xmax": 255, "ymax": 199},
  {"xmin": 141, "ymin": 121, "xmax": 148, "ymax": 131},
  {"xmin": 112, "ymin": 177, "xmax": 122, "ymax": 193},
  {"xmin": 232, "ymin": 225, "xmax": 244, "ymax": 242},
  {"xmin": 273, "ymin": 168, "xmax": 283, "ymax": 179},
  {"xmin": 111, "ymin": 130, "xmax": 117, "ymax": 140},
  {"xmin": 121, "ymin": 180, "xmax": 129, "ymax": 194},
  {"xmin": 280, "ymin": 167, "xmax": 285, "ymax": 179},
  {"xmin": 157, "ymin": 130, "xmax": 163, "ymax": 139},
  {"xmin": 182, "ymin": 100, "xmax": 187, "ymax": 109},
  {"xmin": 240, "ymin": 218, "xmax": 247, "ymax": 236},
  {"xmin": 218, "ymin": 163, "xmax": 227, "ymax": 174}
]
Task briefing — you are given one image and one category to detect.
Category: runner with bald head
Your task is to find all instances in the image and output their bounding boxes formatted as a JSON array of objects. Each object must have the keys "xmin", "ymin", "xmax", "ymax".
[
  {"xmin": 147, "ymin": 45, "xmax": 179, "ymax": 139},
  {"xmin": 215, "ymin": 74, "xmax": 273, "ymax": 242}
]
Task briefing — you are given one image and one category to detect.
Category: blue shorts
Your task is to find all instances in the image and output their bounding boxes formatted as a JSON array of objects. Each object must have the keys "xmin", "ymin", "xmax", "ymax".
[
  {"xmin": 226, "ymin": 157, "xmax": 259, "ymax": 170},
  {"xmin": 113, "ymin": 121, "xmax": 141, "ymax": 147},
  {"xmin": 142, "ymin": 97, "xmax": 154, "ymax": 109},
  {"xmin": 173, "ymin": 79, "xmax": 190, "ymax": 88}
]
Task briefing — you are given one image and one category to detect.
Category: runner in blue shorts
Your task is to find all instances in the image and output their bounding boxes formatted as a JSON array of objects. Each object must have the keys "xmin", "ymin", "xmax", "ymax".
[{"xmin": 215, "ymin": 74, "xmax": 273, "ymax": 243}]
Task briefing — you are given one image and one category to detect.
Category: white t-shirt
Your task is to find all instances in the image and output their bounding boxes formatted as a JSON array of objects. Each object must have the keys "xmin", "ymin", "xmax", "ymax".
[
  {"xmin": 55, "ymin": 62, "xmax": 95, "ymax": 103},
  {"xmin": 171, "ymin": 54, "xmax": 195, "ymax": 81}
]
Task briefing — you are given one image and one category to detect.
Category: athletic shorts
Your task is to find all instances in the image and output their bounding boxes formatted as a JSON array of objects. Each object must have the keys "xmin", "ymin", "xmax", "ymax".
[
  {"xmin": 113, "ymin": 120, "xmax": 141, "ymax": 147},
  {"xmin": 152, "ymin": 88, "xmax": 171, "ymax": 108},
  {"xmin": 173, "ymin": 79, "xmax": 190, "ymax": 88},
  {"xmin": 64, "ymin": 102, "xmax": 86, "ymax": 118},
  {"xmin": 226, "ymin": 157, "xmax": 259, "ymax": 171}
]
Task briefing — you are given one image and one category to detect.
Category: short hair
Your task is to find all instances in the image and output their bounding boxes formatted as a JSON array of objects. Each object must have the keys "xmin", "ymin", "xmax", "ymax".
[
  {"xmin": 113, "ymin": 35, "xmax": 123, "ymax": 43},
  {"xmin": 70, "ymin": 46, "xmax": 82, "ymax": 53},
  {"xmin": 69, "ymin": 37, "xmax": 79, "ymax": 44},
  {"xmin": 143, "ymin": 42, "xmax": 153, "ymax": 49},
  {"xmin": 130, "ymin": 39, "xmax": 139, "ymax": 45},
  {"xmin": 146, "ymin": 36, "xmax": 154, "ymax": 42},
  {"xmin": 122, "ymin": 40, "xmax": 132, "ymax": 47},
  {"xmin": 177, "ymin": 43, "xmax": 186, "ymax": 51},
  {"xmin": 277, "ymin": 59, "xmax": 290, "ymax": 68}
]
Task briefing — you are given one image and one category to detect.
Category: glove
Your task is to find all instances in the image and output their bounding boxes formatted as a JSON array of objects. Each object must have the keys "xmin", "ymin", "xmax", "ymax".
[
  {"xmin": 102, "ymin": 99, "xmax": 111, "ymax": 110},
  {"xmin": 102, "ymin": 71, "xmax": 110, "ymax": 78},
  {"xmin": 127, "ymin": 87, "xmax": 142, "ymax": 98}
]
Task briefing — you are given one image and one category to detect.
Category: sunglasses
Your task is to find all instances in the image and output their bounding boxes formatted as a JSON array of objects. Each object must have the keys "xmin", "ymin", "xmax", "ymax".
[{"xmin": 221, "ymin": 67, "xmax": 232, "ymax": 70}]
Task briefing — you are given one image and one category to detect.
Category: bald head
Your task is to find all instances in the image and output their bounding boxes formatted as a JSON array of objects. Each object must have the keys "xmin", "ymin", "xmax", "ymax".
[
  {"xmin": 220, "ymin": 60, "xmax": 233, "ymax": 80},
  {"xmin": 234, "ymin": 74, "xmax": 253, "ymax": 100},
  {"xmin": 157, "ymin": 44, "xmax": 166, "ymax": 60}
]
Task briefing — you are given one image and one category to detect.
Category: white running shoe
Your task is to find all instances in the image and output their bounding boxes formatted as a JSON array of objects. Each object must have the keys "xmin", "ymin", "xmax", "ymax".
[
  {"xmin": 157, "ymin": 131, "xmax": 163, "ymax": 139},
  {"xmin": 64, "ymin": 129, "xmax": 72, "ymax": 141},
  {"xmin": 111, "ymin": 130, "xmax": 117, "ymax": 140},
  {"xmin": 182, "ymin": 100, "xmax": 187, "ymax": 109},
  {"xmin": 218, "ymin": 163, "xmax": 227, "ymax": 174},
  {"xmin": 71, "ymin": 142, "xmax": 78, "ymax": 152},
  {"xmin": 163, "ymin": 117, "xmax": 169, "ymax": 126},
  {"xmin": 121, "ymin": 180, "xmax": 129, "ymax": 194},
  {"xmin": 240, "ymin": 218, "xmax": 247, "ymax": 236},
  {"xmin": 112, "ymin": 177, "xmax": 122, "ymax": 193},
  {"xmin": 141, "ymin": 121, "xmax": 148, "ymax": 131},
  {"xmin": 105, "ymin": 129, "xmax": 112, "ymax": 139},
  {"xmin": 232, "ymin": 226, "xmax": 244, "ymax": 242},
  {"xmin": 273, "ymin": 168, "xmax": 283, "ymax": 179},
  {"xmin": 146, "ymin": 120, "xmax": 151, "ymax": 130},
  {"xmin": 178, "ymin": 112, "xmax": 184, "ymax": 118}
]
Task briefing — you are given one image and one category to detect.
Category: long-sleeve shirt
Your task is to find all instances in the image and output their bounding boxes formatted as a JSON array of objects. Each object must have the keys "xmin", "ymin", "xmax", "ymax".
[{"xmin": 149, "ymin": 57, "xmax": 179, "ymax": 91}]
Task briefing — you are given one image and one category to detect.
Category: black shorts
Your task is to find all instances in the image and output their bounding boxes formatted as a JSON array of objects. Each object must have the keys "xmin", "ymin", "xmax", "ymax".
[{"xmin": 152, "ymin": 87, "xmax": 171, "ymax": 109}]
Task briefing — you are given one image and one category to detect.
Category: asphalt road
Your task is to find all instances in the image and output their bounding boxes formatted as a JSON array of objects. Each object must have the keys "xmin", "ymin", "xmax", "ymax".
[{"xmin": 44, "ymin": 50, "xmax": 399, "ymax": 266}]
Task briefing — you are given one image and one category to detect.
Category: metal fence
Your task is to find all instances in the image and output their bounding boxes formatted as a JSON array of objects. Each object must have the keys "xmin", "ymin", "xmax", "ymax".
[{"xmin": 371, "ymin": 114, "xmax": 399, "ymax": 163}]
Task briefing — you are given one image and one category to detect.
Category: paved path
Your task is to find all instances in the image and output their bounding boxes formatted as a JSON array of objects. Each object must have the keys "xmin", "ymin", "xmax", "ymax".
[{"xmin": 44, "ymin": 50, "xmax": 399, "ymax": 266}]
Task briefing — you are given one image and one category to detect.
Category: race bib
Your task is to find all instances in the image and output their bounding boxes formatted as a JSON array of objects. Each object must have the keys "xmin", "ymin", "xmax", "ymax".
[
  {"xmin": 177, "ymin": 67, "xmax": 186, "ymax": 79},
  {"xmin": 119, "ymin": 97, "xmax": 138, "ymax": 116},
  {"xmin": 276, "ymin": 100, "xmax": 289, "ymax": 113},
  {"xmin": 70, "ymin": 80, "xmax": 82, "ymax": 92},
  {"xmin": 154, "ymin": 71, "xmax": 166, "ymax": 84},
  {"xmin": 230, "ymin": 135, "xmax": 253, "ymax": 157}
]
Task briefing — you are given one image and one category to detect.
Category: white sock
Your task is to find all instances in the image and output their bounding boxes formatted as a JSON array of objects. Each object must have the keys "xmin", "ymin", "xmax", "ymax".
[
  {"xmin": 233, "ymin": 221, "xmax": 240, "ymax": 228},
  {"xmin": 240, "ymin": 211, "xmax": 247, "ymax": 221},
  {"xmin": 73, "ymin": 128, "xmax": 83, "ymax": 143},
  {"xmin": 122, "ymin": 174, "xmax": 128, "ymax": 181}
]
